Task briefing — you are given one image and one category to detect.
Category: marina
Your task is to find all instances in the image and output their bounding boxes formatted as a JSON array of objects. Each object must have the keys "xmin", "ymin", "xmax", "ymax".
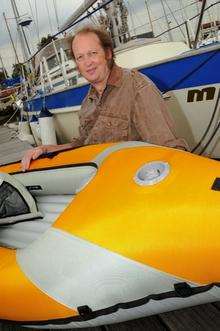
[
  {"xmin": 20, "ymin": 0, "xmax": 220, "ymax": 158},
  {"xmin": 0, "ymin": 0, "xmax": 220, "ymax": 329}
]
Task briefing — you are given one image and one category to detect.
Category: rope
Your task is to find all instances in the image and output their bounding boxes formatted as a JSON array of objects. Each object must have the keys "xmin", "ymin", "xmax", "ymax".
[
  {"xmin": 3, "ymin": 106, "xmax": 20, "ymax": 127},
  {"xmin": 191, "ymin": 88, "xmax": 220, "ymax": 153}
]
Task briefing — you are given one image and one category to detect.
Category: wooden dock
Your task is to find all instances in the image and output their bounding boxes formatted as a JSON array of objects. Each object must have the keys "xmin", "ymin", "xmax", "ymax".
[
  {"xmin": 0, "ymin": 125, "xmax": 32, "ymax": 166},
  {"xmin": 0, "ymin": 125, "xmax": 219, "ymax": 330}
]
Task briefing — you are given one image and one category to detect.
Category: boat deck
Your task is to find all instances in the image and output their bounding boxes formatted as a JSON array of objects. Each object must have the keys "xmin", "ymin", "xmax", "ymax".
[{"xmin": 0, "ymin": 126, "xmax": 219, "ymax": 331}]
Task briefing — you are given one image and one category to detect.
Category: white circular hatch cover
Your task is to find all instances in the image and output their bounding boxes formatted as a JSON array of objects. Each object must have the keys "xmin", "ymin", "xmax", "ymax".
[{"xmin": 134, "ymin": 161, "xmax": 170, "ymax": 186}]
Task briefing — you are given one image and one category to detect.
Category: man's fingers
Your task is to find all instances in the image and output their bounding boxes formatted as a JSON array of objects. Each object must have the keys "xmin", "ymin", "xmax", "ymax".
[
  {"xmin": 32, "ymin": 149, "xmax": 43, "ymax": 160},
  {"xmin": 21, "ymin": 147, "xmax": 44, "ymax": 171},
  {"xmin": 21, "ymin": 154, "xmax": 31, "ymax": 172}
]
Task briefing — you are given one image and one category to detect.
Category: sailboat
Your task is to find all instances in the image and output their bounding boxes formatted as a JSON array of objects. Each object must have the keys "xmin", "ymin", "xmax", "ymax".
[
  {"xmin": 16, "ymin": 0, "xmax": 220, "ymax": 158},
  {"xmin": 0, "ymin": 54, "xmax": 21, "ymax": 118}
]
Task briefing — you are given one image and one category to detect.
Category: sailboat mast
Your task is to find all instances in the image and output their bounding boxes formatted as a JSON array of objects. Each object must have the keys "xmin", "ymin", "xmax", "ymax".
[
  {"xmin": 3, "ymin": 12, "xmax": 20, "ymax": 64},
  {"xmin": 10, "ymin": 0, "xmax": 31, "ymax": 62}
]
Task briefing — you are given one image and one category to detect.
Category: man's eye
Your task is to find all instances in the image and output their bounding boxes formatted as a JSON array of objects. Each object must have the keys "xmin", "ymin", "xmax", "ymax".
[
  {"xmin": 76, "ymin": 55, "xmax": 83, "ymax": 61},
  {"xmin": 92, "ymin": 51, "xmax": 97, "ymax": 55}
]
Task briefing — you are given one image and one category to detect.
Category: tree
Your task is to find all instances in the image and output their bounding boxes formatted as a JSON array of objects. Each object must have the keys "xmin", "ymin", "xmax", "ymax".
[
  {"xmin": 12, "ymin": 63, "xmax": 27, "ymax": 78},
  {"xmin": 37, "ymin": 34, "xmax": 57, "ymax": 50}
]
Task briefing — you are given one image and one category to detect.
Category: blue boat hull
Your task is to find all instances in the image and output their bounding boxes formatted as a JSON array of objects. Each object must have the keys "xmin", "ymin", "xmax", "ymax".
[{"xmin": 26, "ymin": 44, "xmax": 220, "ymax": 112}]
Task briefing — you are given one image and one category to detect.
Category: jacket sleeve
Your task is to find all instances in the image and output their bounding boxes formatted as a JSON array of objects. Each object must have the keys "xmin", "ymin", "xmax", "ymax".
[
  {"xmin": 74, "ymin": 95, "xmax": 90, "ymax": 146},
  {"xmin": 131, "ymin": 74, "xmax": 189, "ymax": 150}
]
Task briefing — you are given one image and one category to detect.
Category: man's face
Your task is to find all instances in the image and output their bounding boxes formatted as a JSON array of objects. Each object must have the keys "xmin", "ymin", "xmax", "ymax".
[{"xmin": 72, "ymin": 32, "xmax": 112, "ymax": 85}]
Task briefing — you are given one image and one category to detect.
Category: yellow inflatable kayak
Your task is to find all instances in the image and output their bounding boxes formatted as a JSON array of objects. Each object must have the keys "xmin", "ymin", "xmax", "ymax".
[{"xmin": 0, "ymin": 142, "xmax": 219, "ymax": 328}]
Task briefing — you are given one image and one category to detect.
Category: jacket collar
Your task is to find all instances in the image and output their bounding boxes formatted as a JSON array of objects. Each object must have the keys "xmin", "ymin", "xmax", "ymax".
[{"xmin": 88, "ymin": 64, "xmax": 123, "ymax": 100}]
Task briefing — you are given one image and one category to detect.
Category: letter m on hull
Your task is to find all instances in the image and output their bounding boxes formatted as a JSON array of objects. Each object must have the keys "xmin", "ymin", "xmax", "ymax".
[{"xmin": 187, "ymin": 87, "xmax": 216, "ymax": 102}]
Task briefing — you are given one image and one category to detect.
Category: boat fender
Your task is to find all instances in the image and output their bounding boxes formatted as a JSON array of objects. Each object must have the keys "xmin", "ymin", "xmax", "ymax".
[
  {"xmin": 39, "ymin": 107, "xmax": 57, "ymax": 145},
  {"xmin": 30, "ymin": 115, "xmax": 42, "ymax": 146},
  {"xmin": 18, "ymin": 116, "xmax": 31, "ymax": 135},
  {"xmin": 134, "ymin": 161, "xmax": 170, "ymax": 186}
]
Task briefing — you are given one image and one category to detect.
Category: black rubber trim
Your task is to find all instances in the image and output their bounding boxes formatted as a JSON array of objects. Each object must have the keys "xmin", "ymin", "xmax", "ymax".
[
  {"xmin": 39, "ymin": 151, "xmax": 60, "ymax": 159},
  {"xmin": 37, "ymin": 145, "xmax": 85, "ymax": 159},
  {"xmin": 211, "ymin": 178, "xmax": 220, "ymax": 191},
  {"xmin": 10, "ymin": 162, "xmax": 98, "ymax": 175},
  {"xmin": 1, "ymin": 282, "xmax": 219, "ymax": 326},
  {"xmin": 0, "ymin": 146, "xmax": 83, "ymax": 167}
]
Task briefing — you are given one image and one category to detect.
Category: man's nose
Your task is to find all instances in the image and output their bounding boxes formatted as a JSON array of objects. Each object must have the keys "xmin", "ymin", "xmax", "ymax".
[{"xmin": 84, "ymin": 54, "xmax": 93, "ymax": 66}]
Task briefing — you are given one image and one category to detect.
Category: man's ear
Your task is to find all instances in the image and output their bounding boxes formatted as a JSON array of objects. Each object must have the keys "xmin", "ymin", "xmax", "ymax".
[{"xmin": 105, "ymin": 48, "xmax": 112, "ymax": 60}]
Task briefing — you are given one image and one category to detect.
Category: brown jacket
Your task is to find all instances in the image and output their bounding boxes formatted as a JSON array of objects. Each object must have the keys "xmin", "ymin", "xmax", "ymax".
[{"xmin": 74, "ymin": 64, "xmax": 188, "ymax": 149}]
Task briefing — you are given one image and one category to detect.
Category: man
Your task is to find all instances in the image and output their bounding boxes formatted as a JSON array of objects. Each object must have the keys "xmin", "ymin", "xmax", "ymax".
[{"xmin": 21, "ymin": 25, "xmax": 188, "ymax": 171}]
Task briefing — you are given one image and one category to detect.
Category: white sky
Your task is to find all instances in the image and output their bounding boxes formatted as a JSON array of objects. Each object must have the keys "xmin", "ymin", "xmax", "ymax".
[
  {"xmin": 0, "ymin": 0, "xmax": 83, "ymax": 73},
  {"xmin": 0, "ymin": 0, "xmax": 218, "ymax": 74}
]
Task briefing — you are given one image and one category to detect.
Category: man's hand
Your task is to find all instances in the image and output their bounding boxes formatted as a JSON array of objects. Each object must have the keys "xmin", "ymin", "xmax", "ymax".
[{"xmin": 21, "ymin": 146, "xmax": 47, "ymax": 172}]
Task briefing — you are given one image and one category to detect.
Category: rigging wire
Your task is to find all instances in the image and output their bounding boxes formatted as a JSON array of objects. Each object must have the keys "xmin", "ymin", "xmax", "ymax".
[
  {"xmin": 149, "ymin": 1, "xmax": 201, "ymax": 26},
  {"xmin": 53, "ymin": 0, "xmax": 60, "ymax": 31},
  {"xmin": 199, "ymin": 122, "xmax": 220, "ymax": 155},
  {"xmin": 128, "ymin": 0, "xmax": 145, "ymax": 32},
  {"xmin": 46, "ymin": 0, "xmax": 53, "ymax": 35},
  {"xmin": 21, "ymin": 0, "xmax": 219, "ymax": 67},
  {"xmin": 191, "ymin": 88, "xmax": 220, "ymax": 154},
  {"xmin": 163, "ymin": 0, "xmax": 186, "ymax": 40},
  {"xmin": 125, "ymin": 0, "xmax": 139, "ymax": 36},
  {"xmin": 14, "ymin": 31, "xmax": 20, "ymax": 64},
  {"xmin": 27, "ymin": 0, "xmax": 39, "ymax": 44},
  {"xmin": 22, "ymin": 0, "xmax": 115, "ymax": 64},
  {"xmin": 155, "ymin": 1, "xmax": 219, "ymax": 40},
  {"xmin": 123, "ymin": 0, "xmax": 199, "ymax": 41}
]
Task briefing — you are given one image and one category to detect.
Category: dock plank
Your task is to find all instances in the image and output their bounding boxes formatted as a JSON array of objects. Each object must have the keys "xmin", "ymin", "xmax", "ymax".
[
  {"xmin": 0, "ymin": 324, "xmax": 102, "ymax": 331},
  {"xmin": 159, "ymin": 303, "xmax": 220, "ymax": 331},
  {"xmin": 105, "ymin": 315, "xmax": 167, "ymax": 330},
  {"xmin": 0, "ymin": 126, "xmax": 18, "ymax": 144},
  {"xmin": 0, "ymin": 125, "xmax": 33, "ymax": 165},
  {"xmin": 213, "ymin": 301, "xmax": 220, "ymax": 310}
]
